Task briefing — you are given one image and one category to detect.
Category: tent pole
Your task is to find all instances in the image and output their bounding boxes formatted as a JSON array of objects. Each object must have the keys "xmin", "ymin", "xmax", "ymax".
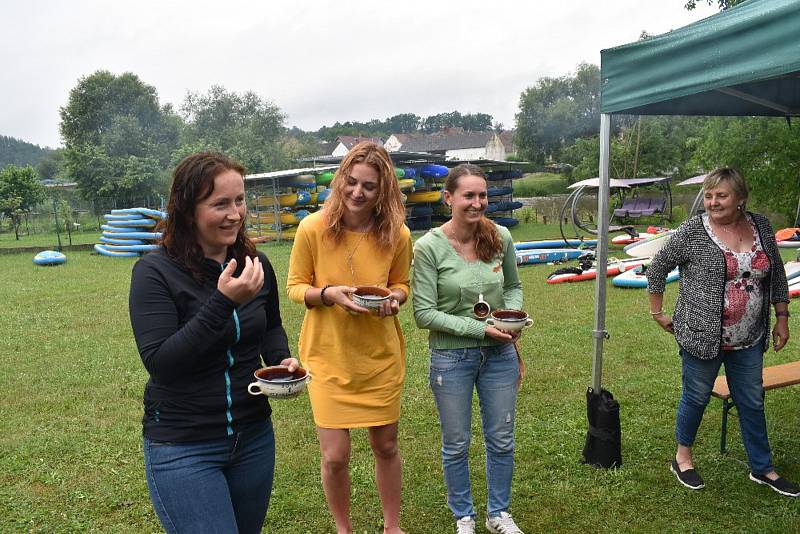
[{"xmin": 592, "ymin": 113, "xmax": 612, "ymax": 392}]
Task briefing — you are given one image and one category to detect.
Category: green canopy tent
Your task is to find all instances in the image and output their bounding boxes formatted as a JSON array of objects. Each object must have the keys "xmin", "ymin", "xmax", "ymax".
[{"xmin": 585, "ymin": 0, "xmax": 800, "ymax": 465}]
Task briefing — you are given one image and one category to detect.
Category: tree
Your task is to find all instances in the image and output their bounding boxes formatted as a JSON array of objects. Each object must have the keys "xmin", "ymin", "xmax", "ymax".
[
  {"xmin": 691, "ymin": 117, "xmax": 800, "ymax": 222},
  {"xmin": 35, "ymin": 149, "xmax": 65, "ymax": 181},
  {"xmin": 60, "ymin": 70, "xmax": 179, "ymax": 207},
  {"xmin": 515, "ymin": 63, "xmax": 600, "ymax": 164},
  {"xmin": 0, "ymin": 165, "xmax": 46, "ymax": 239},
  {"xmin": 179, "ymin": 86, "xmax": 287, "ymax": 172},
  {"xmin": 685, "ymin": 0, "xmax": 745, "ymax": 10},
  {"xmin": 0, "ymin": 135, "xmax": 52, "ymax": 169}
]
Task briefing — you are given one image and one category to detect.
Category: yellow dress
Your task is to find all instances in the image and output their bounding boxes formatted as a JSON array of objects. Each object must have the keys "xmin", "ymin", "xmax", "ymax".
[{"xmin": 286, "ymin": 211, "xmax": 412, "ymax": 428}]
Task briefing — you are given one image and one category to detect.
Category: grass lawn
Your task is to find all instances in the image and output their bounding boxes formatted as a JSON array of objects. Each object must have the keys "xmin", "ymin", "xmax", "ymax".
[
  {"xmin": 2, "ymin": 224, "xmax": 799, "ymax": 533},
  {"xmin": 513, "ymin": 173, "xmax": 570, "ymax": 197}
]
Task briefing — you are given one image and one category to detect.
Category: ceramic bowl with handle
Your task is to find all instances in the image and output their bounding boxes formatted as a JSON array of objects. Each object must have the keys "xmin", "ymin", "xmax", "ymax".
[
  {"xmin": 247, "ymin": 365, "xmax": 311, "ymax": 399},
  {"xmin": 485, "ymin": 309, "xmax": 533, "ymax": 333}
]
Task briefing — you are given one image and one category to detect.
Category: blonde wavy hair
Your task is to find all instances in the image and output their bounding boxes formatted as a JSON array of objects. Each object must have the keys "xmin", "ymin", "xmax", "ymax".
[{"xmin": 323, "ymin": 141, "xmax": 406, "ymax": 249}]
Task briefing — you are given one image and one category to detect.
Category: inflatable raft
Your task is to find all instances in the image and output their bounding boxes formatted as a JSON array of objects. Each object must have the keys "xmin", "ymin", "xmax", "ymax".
[{"xmin": 33, "ymin": 250, "xmax": 67, "ymax": 266}]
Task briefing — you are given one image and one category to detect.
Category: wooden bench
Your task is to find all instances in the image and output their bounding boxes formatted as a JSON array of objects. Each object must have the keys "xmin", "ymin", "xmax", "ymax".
[{"xmin": 711, "ymin": 361, "xmax": 800, "ymax": 453}]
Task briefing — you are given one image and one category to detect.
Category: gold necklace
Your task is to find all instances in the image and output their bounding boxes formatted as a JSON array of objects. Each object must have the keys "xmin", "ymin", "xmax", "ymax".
[{"xmin": 714, "ymin": 217, "xmax": 744, "ymax": 244}]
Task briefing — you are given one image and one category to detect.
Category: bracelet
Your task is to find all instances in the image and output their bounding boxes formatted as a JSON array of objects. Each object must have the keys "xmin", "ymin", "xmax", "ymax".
[
  {"xmin": 775, "ymin": 310, "xmax": 790, "ymax": 318},
  {"xmin": 649, "ymin": 310, "xmax": 664, "ymax": 316},
  {"xmin": 319, "ymin": 285, "xmax": 333, "ymax": 307}
]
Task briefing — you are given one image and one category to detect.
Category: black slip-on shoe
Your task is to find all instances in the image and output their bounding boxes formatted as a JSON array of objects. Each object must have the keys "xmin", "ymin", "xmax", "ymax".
[
  {"xmin": 671, "ymin": 459, "xmax": 705, "ymax": 490},
  {"xmin": 749, "ymin": 473, "xmax": 800, "ymax": 497}
]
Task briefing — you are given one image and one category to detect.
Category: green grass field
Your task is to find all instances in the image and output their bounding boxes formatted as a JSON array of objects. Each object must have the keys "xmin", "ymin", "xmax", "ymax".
[
  {"xmin": 2, "ymin": 225, "xmax": 799, "ymax": 533},
  {"xmin": 512, "ymin": 173, "xmax": 570, "ymax": 197}
]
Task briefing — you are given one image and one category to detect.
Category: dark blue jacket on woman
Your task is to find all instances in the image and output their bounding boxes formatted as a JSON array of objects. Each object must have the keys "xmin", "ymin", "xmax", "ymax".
[{"xmin": 129, "ymin": 250, "xmax": 290, "ymax": 442}]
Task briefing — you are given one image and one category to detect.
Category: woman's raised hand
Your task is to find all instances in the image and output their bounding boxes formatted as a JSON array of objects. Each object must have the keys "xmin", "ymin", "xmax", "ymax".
[{"xmin": 218, "ymin": 256, "xmax": 264, "ymax": 304}]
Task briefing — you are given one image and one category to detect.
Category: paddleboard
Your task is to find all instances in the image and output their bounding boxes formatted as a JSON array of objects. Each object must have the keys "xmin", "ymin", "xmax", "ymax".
[
  {"xmin": 547, "ymin": 257, "xmax": 650, "ymax": 284},
  {"xmin": 486, "ymin": 171, "xmax": 507, "ymax": 181},
  {"xmin": 613, "ymin": 265, "xmax": 679, "ymax": 288},
  {"xmin": 778, "ymin": 240, "xmax": 800, "ymax": 248},
  {"xmin": 624, "ymin": 231, "xmax": 674, "ymax": 258},
  {"xmin": 408, "ymin": 205, "xmax": 433, "ymax": 217},
  {"xmin": 253, "ymin": 210, "xmax": 310, "ymax": 225},
  {"xmin": 110, "ymin": 207, "xmax": 166, "ymax": 219},
  {"xmin": 33, "ymin": 250, "xmax": 66, "ymax": 266},
  {"xmin": 287, "ymin": 174, "xmax": 317, "ymax": 188},
  {"xmin": 102, "ymin": 231, "xmax": 162, "ymax": 241},
  {"xmin": 515, "ymin": 239, "xmax": 598, "ymax": 250},
  {"xmin": 100, "ymin": 236, "xmax": 146, "ymax": 246},
  {"xmin": 516, "ymin": 249, "xmax": 585, "ymax": 265},
  {"xmin": 402, "ymin": 167, "xmax": 416, "ymax": 178},
  {"xmin": 395, "ymin": 167, "xmax": 405, "ymax": 178},
  {"xmin": 785, "ymin": 261, "xmax": 800, "ymax": 282},
  {"xmin": 486, "ymin": 201, "xmax": 523, "ymax": 214},
  {"xmin": 94, "ymin": 244, "xmax": 140, "ymax": 257},
  {"xmin": 105, "ymin": 218, "xmax": 157, "ymax": 228}
]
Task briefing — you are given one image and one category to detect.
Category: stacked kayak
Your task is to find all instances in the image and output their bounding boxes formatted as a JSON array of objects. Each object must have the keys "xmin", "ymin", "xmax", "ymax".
[{"xmin": 96, "ymin": 207, "xmax": 165, "ymax": 257}]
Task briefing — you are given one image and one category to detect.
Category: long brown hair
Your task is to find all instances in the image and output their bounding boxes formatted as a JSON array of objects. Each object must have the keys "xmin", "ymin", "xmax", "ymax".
[
  {"xmin": 159, "ymin": 151, "xmax": 256, "ymax": 282},
  {"xmin": 444, "ymin": 164, "xmax": 503, "ymax": 263},
  {"xmin": 323, "ymin": 141, "xmax": 406, "ymax": 249}
]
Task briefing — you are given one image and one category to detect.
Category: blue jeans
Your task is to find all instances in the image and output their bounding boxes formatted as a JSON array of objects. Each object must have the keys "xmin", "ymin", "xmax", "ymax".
[
  {"xmin": 143, "ymin": 419, "xmax": 276, "ymax": 534},
  {"xmin": 676, "ymin": 342, "xmax": 773, "ymax": 474},
  {"xmin": 429, "ymin": 344, "xmax": 519, "ymax": 519}
]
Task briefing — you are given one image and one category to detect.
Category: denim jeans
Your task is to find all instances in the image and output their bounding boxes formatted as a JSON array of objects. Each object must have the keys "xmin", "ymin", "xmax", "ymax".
[
  {"xmin": 676, "ymin": 342, "xmax": 773, "ymax": 474},
  {"xmin": 429, "ymin": 344, "xmax": 519, "ymax": 519},
  {"xmin": 143, "ymin": 419, "xmax": 276, "ymax": 534}
]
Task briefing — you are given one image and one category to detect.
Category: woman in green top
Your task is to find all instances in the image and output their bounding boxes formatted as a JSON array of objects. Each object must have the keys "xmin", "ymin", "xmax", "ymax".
[{"xmin": 412, "ymin": 164, "xmax": 525, "ymax": 534}]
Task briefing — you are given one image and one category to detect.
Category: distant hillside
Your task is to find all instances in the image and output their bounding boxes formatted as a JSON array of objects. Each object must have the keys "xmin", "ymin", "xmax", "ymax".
[{"xmin": 0, "ymin": 135, "xmax": 52, "ymax": 169}]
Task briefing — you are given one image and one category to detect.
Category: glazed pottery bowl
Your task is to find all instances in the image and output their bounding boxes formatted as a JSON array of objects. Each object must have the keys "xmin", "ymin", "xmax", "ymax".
[
  {"xmin": 485, "ymin": 309, "xmax": 533, "ymax": 333},
  {"xmin": 247, "ymin": 365, "xmax": 311, "ymax": 399},
  {"xmin": 351, "ymin": 285, "xmax": 392, "ymax": 310}
]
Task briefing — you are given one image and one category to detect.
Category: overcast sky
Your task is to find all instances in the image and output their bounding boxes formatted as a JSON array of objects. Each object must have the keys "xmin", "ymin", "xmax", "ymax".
[{"xmin": 2, "ymin": 0, "xmax": 718, "ymax": 148}]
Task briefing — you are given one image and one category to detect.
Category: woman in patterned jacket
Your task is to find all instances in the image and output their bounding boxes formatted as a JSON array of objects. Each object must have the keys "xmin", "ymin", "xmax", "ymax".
[{"xmin": 647, "ymin": 167, "xmax": 798, "ymax": 497}]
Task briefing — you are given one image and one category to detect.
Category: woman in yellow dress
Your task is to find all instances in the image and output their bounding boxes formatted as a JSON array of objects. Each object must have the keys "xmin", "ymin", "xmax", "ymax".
[{"xmin": 287, "ymin": 142, "xmax": 411, "ymax": 534}]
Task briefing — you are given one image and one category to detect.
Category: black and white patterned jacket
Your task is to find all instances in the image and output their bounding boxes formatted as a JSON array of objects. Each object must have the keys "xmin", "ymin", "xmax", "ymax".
[{"xmin": 646, "ymin": 212, "xmax": 788, "ymax": 360}]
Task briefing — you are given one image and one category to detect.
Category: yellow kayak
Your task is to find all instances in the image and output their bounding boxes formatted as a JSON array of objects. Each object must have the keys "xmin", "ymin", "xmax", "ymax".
[
  {"xmin": 398, "ymin": 179, "xmax": 415, "ymax": 191},
  {"xmin": 405, "ymin": 190, "xmax": 443, "ymax": 204}
]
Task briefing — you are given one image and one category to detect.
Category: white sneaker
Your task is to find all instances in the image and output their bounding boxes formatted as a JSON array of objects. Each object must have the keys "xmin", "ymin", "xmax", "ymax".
[
  {"xmin": 485, "ymin": 511, "xmax": 523, "ymax": 534},
  {"xmin": 456, "ymin": 516, "xmax": 476, "ymax": 534}
]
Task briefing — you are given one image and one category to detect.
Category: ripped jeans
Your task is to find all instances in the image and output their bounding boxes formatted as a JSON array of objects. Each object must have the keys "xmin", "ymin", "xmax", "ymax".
[{"xmin": 429, "ymin": 344, "xmax": 519, "ymax": 519}]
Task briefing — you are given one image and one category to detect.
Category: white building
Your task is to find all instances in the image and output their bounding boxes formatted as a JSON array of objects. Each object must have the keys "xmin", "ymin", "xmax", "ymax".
[{"xmin": 384, "ymin": 128, "xmax": 509, "ymax": 160}]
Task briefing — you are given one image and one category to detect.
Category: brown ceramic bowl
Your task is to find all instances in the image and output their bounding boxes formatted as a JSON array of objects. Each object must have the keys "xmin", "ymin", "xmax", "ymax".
[
  {"xmin": 352, "ymin": 285, "xmax": 392, "ymax": 310},
  {"xmin": 486, "ymin": 309, "xmax": 533, "ymax": 333},
  {"xmin": 247, "ymin": 365, "xmax": 311, "ymax": 399}
]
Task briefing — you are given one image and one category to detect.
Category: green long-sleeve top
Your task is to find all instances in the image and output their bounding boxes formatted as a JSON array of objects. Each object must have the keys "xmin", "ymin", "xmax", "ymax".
[{"xmin": 412, "ymin": 224, "xmax": 523, "ymax": 349}]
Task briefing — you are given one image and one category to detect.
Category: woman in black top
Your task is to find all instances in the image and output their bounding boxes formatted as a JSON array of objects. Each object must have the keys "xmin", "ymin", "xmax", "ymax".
[{"xmin": 129, "ymin": 151, "xmax": 298, "ymax": 533}]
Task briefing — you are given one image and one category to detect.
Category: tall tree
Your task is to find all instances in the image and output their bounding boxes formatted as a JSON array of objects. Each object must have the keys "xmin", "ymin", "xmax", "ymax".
[
  {"xmin": 691, "ymin": 117, "xmax": 800, "ymax": 222},
  {"xmin": 180, "ymin": 86, "xmax": 287, "ymax": 172},
  {"xmin": 515, "ymin": 63, "xmax": 600, "ymax": 164},
  {"xmin": 0, "ymin": 135, "xmax": 52, "ymax": 169},
  {"xmin": 60, "ymin": 70, "xmax": 179, "ymax": 207},
  {"xmin": 0, "ymin": 165, "xmax": 46, "ymax": 239}
]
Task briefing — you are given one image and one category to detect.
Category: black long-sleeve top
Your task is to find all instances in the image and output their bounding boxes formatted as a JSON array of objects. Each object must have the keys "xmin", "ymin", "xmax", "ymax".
[{"xmin": 129, "ymin": 249, "xmax": 290, "ymax": 441}]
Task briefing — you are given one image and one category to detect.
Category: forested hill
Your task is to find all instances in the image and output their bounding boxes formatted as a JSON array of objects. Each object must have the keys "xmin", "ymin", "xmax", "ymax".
[{"xmin": 0, "ymin": 135, "xmax": 52, "ymax": 169}]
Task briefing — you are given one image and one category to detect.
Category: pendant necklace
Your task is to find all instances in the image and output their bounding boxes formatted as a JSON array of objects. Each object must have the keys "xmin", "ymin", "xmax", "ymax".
[
  {"xmin": 445, "ymin": 224, "xmax": 490, "ymax": 319},
  {"xmin": 715, "ymin": 217, "xmax": 744, "ymax": 245},
  {"xmin": 345, "ymin": 227, "xmax": 369, "ymax": 285}
]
